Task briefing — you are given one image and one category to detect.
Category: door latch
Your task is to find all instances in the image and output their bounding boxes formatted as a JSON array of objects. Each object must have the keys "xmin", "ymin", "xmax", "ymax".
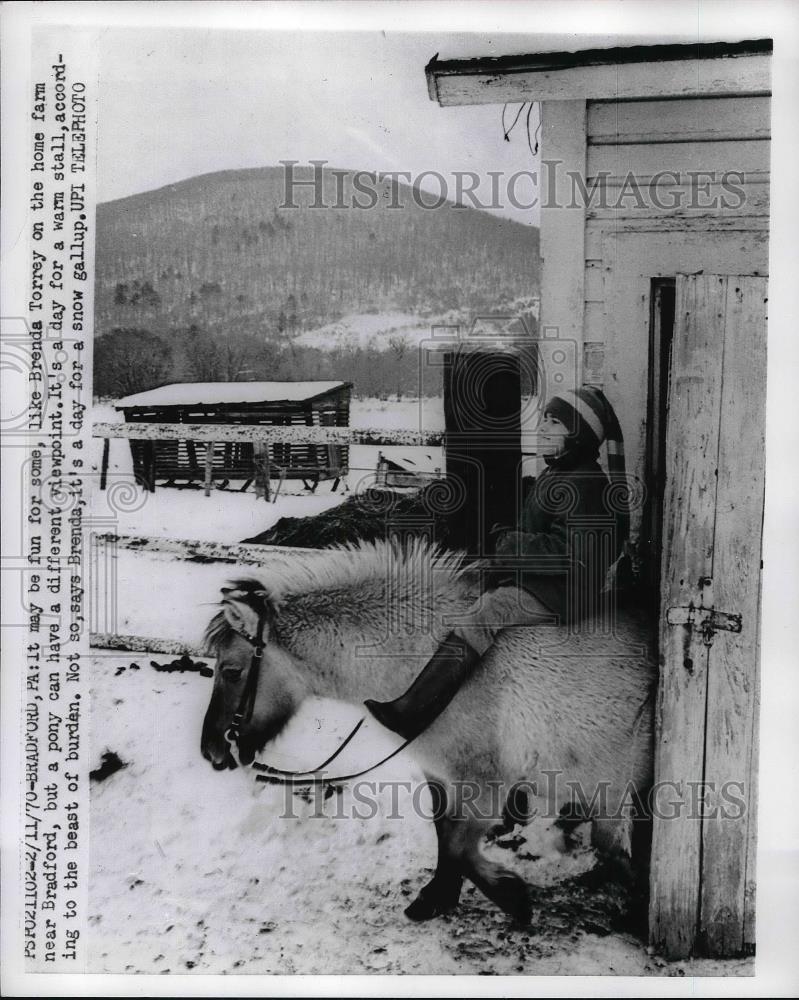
[{"xmin": 666, "ymin": 605, "xmax": 743, "ymax": 646}]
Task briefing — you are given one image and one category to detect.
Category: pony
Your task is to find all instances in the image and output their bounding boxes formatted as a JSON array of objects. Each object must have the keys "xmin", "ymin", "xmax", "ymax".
[{"xmin": 201, "ymin": 539, "xmax": 656, "ymax": 923}]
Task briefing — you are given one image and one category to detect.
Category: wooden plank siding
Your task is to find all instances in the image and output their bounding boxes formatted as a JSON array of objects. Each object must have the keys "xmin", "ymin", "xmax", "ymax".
[
  {"xmin": 586, "ymin": 140, "xmax": 769, "ymax": 186},
  {"xmin": 573, "ymin": 93, "xmax": 770, "ymax": 553},
  {"xmin": 598, "ymin": 226, "xmax": 768, "ymax": 547},
  {"xmin": 584, "ymin": 97, "xmax": 771, "ymax": 224},
  {"xmin": 587, "ymin": 96, "xmax": 771, "ymax": 144}
]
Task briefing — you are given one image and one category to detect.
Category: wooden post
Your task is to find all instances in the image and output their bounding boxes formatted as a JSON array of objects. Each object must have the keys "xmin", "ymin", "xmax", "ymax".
[
  {"xmin": 100, "ymin": 438, "xmax": 110, "ymax": 490},
  {"xmin": 540, "ymin": 100, "xmax": 587, "ymax": 349},
  {"xmin": 203, "ymin": 442, "xmax": 215, "ymax": 497},
  {"xmin": 187, "ymin": 439, "xmax": 200, "ymax": 478},
  {"xmin": 145, "ymin": 441, "xmax": 156, "ymax": 492},
  {"xmin": 253, "ymin": 442, "xmax": 270, "ymax": 502}
]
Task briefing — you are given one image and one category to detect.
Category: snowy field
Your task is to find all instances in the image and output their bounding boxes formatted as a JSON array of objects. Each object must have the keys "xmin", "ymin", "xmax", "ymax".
[
  {"xmin": 86, "ymin": 397, "xmax": 752, "ymax": 977},
  {"xmin": 294, "ymin": 311, "xmax": 439, "ymax": 351},
  {"xmin": 88, "ymin": 655, "xmax": 751, "ymax": 977}
]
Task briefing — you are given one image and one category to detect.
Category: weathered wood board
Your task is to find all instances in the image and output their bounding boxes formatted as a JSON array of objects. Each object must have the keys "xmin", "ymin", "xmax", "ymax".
[
  {"xmin": 649, "ymin": 274, "xmax": 727, "ymax": 958},
  {"xmin": 587, "ymin": 96, "xmax": 771, "ymax": 144},
  {"xmin": 587, "ymin": 138, "xmax": 770, "ymax": 182},
  {"xmin": 430, "ymin": 53, "xmax": 771, "ymax": 106},
  {"xmin": 649, "ymin": 275, "xmax": 766, "ymax": 958},
  {"xmin": 699, "ymin": 278, "xmax": 767, "ymax": 956}
]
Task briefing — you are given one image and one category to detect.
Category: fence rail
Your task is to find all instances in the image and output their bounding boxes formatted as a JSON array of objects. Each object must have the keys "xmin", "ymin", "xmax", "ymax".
[
  {"xmin": 90, "ymin": 633, "xmax": 207, "ymax": 657},
  {"xmin": 94, "ymin": 421, "xmax": 446, "ymax": 499},
  {"xmin": 93, "ymin": 421, "xmax": 445, "ymax": 447},
  {"xmin": 93, "ymin": 532, "xmax": 328, "ymax": 564}
]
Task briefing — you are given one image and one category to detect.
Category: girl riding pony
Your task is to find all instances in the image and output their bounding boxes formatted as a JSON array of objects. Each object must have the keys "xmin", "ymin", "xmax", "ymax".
[{"xmin": 365, "ymin": 385, "xmax": 629, "ymax": 739}]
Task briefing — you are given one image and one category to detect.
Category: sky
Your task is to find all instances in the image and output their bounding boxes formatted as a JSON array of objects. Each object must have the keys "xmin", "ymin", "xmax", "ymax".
[
  {"xmin": 97, "ymin": 29, "xmax": 548, "ymax": 224},
  {"xmin": 92, "ymin": 1, "xmax": 779, "ymax": 225}
]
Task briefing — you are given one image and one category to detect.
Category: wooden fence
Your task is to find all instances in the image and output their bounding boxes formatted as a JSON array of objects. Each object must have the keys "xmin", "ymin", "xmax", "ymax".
[{"xmin": 94, "ymin": 421, "xmax": 446, "ymax": 499}]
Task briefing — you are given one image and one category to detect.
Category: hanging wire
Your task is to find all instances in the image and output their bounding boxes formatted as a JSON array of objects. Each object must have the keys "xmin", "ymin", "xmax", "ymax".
[
  {"xmin": 501, "ymin": 101, "xmax": 542, "ymax": 156},
  {"xmin": 526, "ymin": 101, "xmax": 542, "ymax": 156},
  {"xmin": 534, "ymin": 102, "xmax": 543, "ymax": 154},
  {"xmin": 525, "ymin": 102, "xmax": 534, "ymax": 154},
  {"xmin": 501, "ymin": 102, "xmax": 526, "ymax": 142}
]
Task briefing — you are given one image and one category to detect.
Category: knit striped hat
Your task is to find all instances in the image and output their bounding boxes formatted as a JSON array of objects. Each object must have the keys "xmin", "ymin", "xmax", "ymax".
[{"xmin": 543, "ymin": 386, "xmax": 629, "ymax": 547}]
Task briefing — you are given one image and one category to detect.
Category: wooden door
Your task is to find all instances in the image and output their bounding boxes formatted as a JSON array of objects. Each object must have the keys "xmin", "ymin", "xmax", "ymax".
[{"xmin": 649, "ymin": 274, "xmax": 767, "ymax": 958}]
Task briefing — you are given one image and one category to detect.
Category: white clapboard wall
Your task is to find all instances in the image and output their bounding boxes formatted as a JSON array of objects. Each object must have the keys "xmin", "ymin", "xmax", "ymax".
[{"xmin": 582, "ymin": 94, "xmax": 770, "ymax": 543}]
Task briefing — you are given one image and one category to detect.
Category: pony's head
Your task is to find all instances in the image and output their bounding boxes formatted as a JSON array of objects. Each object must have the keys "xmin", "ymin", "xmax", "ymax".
[
  {"xmin": 200, "ymin": 579, "xmax": 309, "ymax": 769},
  {"xmin": 200, "ymin": 540, "xmax": 472, "ymax": 770}
]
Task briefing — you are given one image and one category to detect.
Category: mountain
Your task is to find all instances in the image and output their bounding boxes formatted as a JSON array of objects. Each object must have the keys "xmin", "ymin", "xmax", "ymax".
[
  {"xmin": 93, "ymin": 167, "xmax": 540, "ymax": 397},
  {"xmin": 95, "ymin": 166, "xmax": 539, "ymax": 339}
]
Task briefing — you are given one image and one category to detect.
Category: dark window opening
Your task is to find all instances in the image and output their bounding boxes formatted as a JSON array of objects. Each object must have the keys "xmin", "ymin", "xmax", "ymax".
[{"xmin": 643, "ymin": 278, "xmax": 676, "ymax": 613}]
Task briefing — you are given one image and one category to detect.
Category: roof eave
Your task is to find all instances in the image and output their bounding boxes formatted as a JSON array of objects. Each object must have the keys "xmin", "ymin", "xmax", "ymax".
[{"xmin": 425, "ymin": 38, "xmax": 773, "ymax": 106}]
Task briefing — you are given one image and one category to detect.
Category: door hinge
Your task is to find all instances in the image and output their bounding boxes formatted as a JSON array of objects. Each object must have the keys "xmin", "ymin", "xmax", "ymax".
[{"xmin": 666, "ymin": 605, "xmax": 743, "ymax": 646}]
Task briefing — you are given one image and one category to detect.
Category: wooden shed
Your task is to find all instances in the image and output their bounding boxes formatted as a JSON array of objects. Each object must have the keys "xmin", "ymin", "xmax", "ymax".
[
  {"xmin": 427, "ymin": 38, "xmax": 770, "ymax": 958},
  {"xmin": 115, "ymin": 380, "xmax": 352, "ymax": 492}
]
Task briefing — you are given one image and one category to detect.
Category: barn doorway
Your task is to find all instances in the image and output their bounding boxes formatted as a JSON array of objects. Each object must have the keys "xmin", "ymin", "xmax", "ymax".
[{"xmin": 643, "ymin": 277, "xmax": 676, "ymax": 611}]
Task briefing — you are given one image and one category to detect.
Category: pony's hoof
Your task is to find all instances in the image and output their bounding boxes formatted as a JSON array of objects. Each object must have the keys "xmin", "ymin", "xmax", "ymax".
[
  {"xmin": 494, "ymin": 876, "xmax": 533, "ymax": 924},
  {"xmin": 404, "ymin": 893, "xmax": 458, "ymax": 922},
  {"xmin": 510, "ymin": 897, "xmax": 533, "ymax": 925}
]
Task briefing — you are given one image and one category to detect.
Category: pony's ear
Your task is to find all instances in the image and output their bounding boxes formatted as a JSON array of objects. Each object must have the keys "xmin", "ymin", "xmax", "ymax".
[{"xmin": 220, "ymin": 584, "xmax": 275, "ymax": 643}]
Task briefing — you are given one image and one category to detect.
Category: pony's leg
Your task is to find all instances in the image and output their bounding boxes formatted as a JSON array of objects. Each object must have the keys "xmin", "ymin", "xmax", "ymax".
[
  {"xmin": 589, "ymin": 801, "xmax": 652, "ymax": 927},
  {"xmin": 445, "ymin": 785, "xmax": 532, "ymax": 923},
  {"xmin": 404, "ymin": 780, "xmax": 464, "ymax": 922},
  {"xmin": 452, "ymin": 818, "xmax": 532, "ymax": 922}
]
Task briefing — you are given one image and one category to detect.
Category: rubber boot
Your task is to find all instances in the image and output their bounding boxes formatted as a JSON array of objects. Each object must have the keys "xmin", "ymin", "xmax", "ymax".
[{"xmin": 364, "ymin": 632, "xmax": 481, "ymax": 739}]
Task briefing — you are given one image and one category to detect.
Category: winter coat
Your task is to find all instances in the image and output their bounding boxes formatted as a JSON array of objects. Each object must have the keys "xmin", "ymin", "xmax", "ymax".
[{"xmin": 493, "ymin": 449, "xmax": 615, "ymax": 624}]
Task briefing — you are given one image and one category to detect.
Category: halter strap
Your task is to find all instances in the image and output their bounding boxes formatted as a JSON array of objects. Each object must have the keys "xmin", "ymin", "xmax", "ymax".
[
  {"xmin": 226, "ymin": 608, "xmax": 269, "ymax": 742},
  {"xmin": 248, "ymin": 717, "xmax": 366, "ymax": 777},
  {"xmin": 222, "ymin": 612, "xmax": 417, "ymax": 786},
  {"xmin": 253, "ymin": 734, "xmax": 414, "ymax": 787}
]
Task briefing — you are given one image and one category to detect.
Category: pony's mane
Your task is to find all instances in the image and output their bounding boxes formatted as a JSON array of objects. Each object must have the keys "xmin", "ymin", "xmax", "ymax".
[{"xmin": 203, "ymin": 537, "xmax": 468, "ymax": 654}]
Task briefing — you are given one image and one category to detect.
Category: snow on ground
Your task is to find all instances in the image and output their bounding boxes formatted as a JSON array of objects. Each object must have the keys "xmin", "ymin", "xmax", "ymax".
[
  {"xmin": 88, "ymin": 654, "xmax": 753, "ymax": 976},
  {"xmin": 87, "ymin": 395, "xmax": 752, "ymax": 976},
  {"xmin": 294, "ymin": 312, "xmax": 443, "ymax": 351}
]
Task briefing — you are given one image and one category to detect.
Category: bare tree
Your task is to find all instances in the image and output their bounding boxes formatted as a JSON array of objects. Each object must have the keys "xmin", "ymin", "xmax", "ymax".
[{"xmin": 387, "ymin": 334, "xmax": 409, "ymax": 400}]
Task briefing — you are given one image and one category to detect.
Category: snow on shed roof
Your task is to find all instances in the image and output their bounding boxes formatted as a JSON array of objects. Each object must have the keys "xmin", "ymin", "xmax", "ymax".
[{"xmin": 116, "ymin": 381, "xmax": 351, "ymax": 408}]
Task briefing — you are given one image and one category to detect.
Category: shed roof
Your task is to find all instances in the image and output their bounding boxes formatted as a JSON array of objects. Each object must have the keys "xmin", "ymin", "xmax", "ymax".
[{"xmin": 116, "ymin": 381, "xmax": 351, "ymax": 408}]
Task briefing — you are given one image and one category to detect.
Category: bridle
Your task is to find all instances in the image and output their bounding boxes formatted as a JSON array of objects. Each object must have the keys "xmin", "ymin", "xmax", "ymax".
[{"xmin": 223, "ymin": 611, "xmax": 414, "ymax": 787}]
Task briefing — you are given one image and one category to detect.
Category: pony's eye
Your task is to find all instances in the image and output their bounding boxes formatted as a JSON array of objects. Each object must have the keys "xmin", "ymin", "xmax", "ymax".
[{"xmin": 221, "ymin": 667, "xmax": 243, "ymax": 683}]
